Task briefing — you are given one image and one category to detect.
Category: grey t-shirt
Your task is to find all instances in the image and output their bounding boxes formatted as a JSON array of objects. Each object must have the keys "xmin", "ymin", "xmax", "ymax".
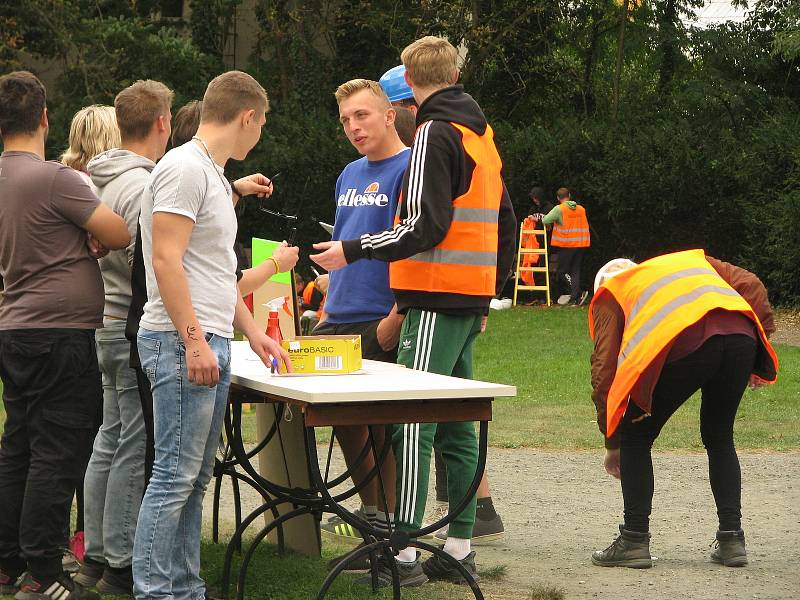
[
  {"xmin": 139, "ymin": 142, "xmax": 238, "ymax": 338},
  {"xmin": 0, "ymin": 151, "xmax": 104, "ymax": 329}
]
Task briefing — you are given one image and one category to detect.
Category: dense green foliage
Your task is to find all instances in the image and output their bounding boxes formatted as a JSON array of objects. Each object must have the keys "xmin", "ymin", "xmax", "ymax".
[{"xmin": 2, "ymin": 0, "xmax": 798, "ymax": 302}]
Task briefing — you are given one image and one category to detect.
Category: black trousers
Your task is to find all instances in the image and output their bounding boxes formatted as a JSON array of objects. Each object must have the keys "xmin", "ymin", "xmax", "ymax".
[
  {"xmin": 135, "ymin": 366, "xmax": 155, "ymax": 488},
  {"xmin": 555, "ymin": 247, "xmax": 585, "ymax": 303},
  {"xmin": 0, "ymin": 329, "xmax": 102, "ymax": 579},
  {"xmin": 619, "ymin": 334, "xmax": 757, "ymax": 533}
]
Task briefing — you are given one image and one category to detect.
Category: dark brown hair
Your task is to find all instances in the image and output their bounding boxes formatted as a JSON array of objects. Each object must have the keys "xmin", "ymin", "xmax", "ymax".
[
  {"xmin": 171, "ymin": 100, "xmax": 203, "ymax": 147},
  {"xmin": 556, "ymin": 187, "xmax": 571, "ymax": 200},
  {"xmin": 0, "ymin": 71, "xmax": 46, "ymax": 138}
]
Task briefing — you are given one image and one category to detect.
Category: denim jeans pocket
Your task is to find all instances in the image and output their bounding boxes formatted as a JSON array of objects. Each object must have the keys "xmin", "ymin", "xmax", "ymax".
[{"xmin": 138, "ymin": 335, "xmax": 162, "ymax": 380}]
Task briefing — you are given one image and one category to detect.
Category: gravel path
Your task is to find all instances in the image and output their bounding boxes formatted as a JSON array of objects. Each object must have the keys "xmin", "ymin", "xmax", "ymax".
[{"xmin": 204, "ymin": 447, "xmax": 800, "ymax": 599}]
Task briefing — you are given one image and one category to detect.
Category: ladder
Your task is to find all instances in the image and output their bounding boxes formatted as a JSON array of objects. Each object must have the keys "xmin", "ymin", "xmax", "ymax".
[{"xmin": 513, "ymin": 218, "xmax": 551, "ymax": 306}]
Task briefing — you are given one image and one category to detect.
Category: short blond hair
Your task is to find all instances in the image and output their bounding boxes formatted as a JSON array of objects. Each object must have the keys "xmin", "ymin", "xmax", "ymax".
[
  {"xmin": 401, "ymin": 36, "xmax": 459, "ymax": 88},
  {"xmin": 61, "ymin": 105, "xmax": 120, "ymax": 172},
  {"xmin": 201, "ymin": 71, "xmax": 269, "ymax": 125},
  {"xmin": 334, "ymin": 79, "xmax": 390, "ymax": 108},
  {"xmin": 114, "ymin": 80, "xmax": 174, "ymax": 142}
]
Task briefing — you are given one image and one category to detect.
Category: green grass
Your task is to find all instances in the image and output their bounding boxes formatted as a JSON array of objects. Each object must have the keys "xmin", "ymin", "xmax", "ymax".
[
  {"xmin": 236, "ymin": 306, "xmax": 800, "ymax": 451},
  {"xmin": 470, "ymin": 306, "xmax": 800, "ymax": 450},
  {"xmin": 1, "ymin": 307, "xmax": 798, "ymax": 452},
  {"xmin": 0, "ymin": 542, "xmax": 497, "ymax": 600}
]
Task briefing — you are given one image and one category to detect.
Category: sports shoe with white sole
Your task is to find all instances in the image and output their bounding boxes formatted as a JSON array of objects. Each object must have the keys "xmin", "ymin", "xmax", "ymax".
[
  {"xmin": 421, "ymin": 551, "xmax": 480, "ymax": 585},
  {"xmin": 15, "ymin": 572, "xmax": 100, "ymax": 600},
  {"xmin": 1, "ymin": 569, "xmax": 22, "ymax": 595},
  {"xmin": 70, "ymin": 558, "xmax": 104, "ymax": 589},
  {"xmin": 435, "ymin": 512, "xmax": 505, "ymax": 545},
  {"xmin": 356, "ymin": 553, "xmax": 428, "ymax": 588}
]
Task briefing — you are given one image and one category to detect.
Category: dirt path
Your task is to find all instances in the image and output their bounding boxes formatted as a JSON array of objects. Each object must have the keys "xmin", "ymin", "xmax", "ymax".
[
  {"xmin": 204, "ymin": 448, "xmax": 800, "ymax": 599},
  {"xmin": 772, "ymin": 309, "xmax": 800, "ymax": 347}
]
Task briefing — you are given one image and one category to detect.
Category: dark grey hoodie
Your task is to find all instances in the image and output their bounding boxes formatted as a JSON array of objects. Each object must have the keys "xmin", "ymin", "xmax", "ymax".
[{"xmin": 88, "ymin": 149, "xmax": 155, "ymax": 319}]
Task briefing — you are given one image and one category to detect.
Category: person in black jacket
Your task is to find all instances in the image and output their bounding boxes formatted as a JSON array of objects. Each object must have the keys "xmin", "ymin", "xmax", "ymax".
[{"xmin": 312, "ymin": 36, "xmax": 516, "ymax": 587}]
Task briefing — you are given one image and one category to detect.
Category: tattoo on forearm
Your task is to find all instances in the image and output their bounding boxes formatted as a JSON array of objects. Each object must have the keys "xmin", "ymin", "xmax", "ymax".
[
  {"xmin": 192, "ymin": 350, "xmax": 200, "ymax": 358},
  {"xmin": 187, "ymin": 325, "xmax": 199, "ymax": 341}
]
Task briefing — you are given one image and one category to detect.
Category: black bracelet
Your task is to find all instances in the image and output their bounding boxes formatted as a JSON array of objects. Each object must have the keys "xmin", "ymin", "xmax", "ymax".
[{"xmin": 229, "ymin": 179, "xmax": 244, "ymax": 198}]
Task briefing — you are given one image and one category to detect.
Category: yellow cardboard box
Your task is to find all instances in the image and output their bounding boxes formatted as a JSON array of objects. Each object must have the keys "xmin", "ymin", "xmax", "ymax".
[{"xmin": 281, "ymin": 334, "xmax": 362, "ymax": 374}]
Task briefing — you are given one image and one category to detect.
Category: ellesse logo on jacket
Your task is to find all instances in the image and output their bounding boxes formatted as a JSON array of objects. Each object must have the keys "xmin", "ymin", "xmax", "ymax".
[{"xmin": 337, "ymin": 181, "xmax": 389, "ymax": 207}]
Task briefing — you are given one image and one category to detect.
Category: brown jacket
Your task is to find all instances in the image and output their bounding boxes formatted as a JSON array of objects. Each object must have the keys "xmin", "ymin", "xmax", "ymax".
[{"xmin": 590, "ymin": 256, "xmax": 776, "ymax": 449}]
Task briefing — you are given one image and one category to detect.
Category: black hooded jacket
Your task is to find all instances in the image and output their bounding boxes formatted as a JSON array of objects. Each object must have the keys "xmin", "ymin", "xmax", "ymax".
[{"xmin": 341, "ymin": 85, "xmax": 517, "ymax": 314}]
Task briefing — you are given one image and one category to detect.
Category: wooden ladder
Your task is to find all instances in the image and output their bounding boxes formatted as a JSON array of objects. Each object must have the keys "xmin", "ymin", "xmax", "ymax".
[{"xmin": 513, "ymin": 220, "xmax": 551, "ymax": 306}]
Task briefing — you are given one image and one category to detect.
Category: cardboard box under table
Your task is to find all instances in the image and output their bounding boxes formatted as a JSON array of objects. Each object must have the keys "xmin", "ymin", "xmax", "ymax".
[{"xmin": 226, "ymin": 341, "xmax": 516, "ymax": 563}]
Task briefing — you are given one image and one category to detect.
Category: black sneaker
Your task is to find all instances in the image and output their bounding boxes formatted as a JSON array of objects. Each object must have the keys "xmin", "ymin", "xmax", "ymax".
[
  {"xmin": 71, "ymin": 558, "xmax": 104, "ymax": 589},
  {"xmin": 326, "ymin": 542, "xmax": 372, "ymax": 572},
  {"xmin": 1, "ymin": 569, "xmax": 23, "ymax": 595},
  {"xmin": 421, "ymin": 551, "xmax": 480, "ymax": 585},
  {"xmin": 15, "ymin": 572, "xmax": 100, "ymax": 600},
  {"xmin": 356, "ymin": 554, "xmax": 428, "ymax": 588},
  {"xmin": 435, "ymin": 512, "xmax": 505, "ymax": 544},
  {"xmin": 95, "ymin": 566, "xmax": 132, "ymax": 596}
]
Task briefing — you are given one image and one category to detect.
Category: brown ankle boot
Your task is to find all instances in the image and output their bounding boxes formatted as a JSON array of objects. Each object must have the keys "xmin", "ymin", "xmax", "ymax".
[
  {"xmin": 591, "ymin": 524, "xmax": 653, "ymax": 569},
  {"xmin": 711, "ymin": 529, "xmax": 748, "ymax": 567}
]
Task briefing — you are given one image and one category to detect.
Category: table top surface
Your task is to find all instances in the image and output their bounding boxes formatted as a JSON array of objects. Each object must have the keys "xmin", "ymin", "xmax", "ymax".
[{"xmin": 230, "ymin": 341, "xmax": 516, "ymax": 404}]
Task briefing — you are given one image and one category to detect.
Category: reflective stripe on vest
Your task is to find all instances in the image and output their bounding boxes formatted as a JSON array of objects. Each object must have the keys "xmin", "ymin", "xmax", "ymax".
[
  {"xmin": 588, "ymin": 249, "xmax": 779, "ymax": 438},
  {"xmin": 551, "ymin": 203, "xmax": 590, "ymax": 247},
  {"xmin": 389, "ymin": 122, "xmax": 502, "ymax": 296}
]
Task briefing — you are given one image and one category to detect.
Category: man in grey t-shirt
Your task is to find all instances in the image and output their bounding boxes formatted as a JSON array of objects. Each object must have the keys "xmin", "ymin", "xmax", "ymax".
[
  {"xmin": 132, "ymin": 71, "xmax": 292, "ymax": 600},
  {"xmin": 0, "ymin": 71, "xmax": 130, "ymax": 600}
]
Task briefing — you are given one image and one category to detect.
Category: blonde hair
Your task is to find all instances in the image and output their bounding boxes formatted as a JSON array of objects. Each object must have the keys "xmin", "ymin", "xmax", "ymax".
[
  {"xmin": 401, "ymin": 36, "xmax": 459, "ymax": 88},
  {"xmin": 201, "ymin": 71, "xmax": 269, "ymax": 125},
  {"xmin": 334, "ymin": 79, "xmax": 391, "ymax": 108},
  {"xmin": 115, "ymin": 80, "xmax": 174, "ymax": 142},
  {"xmin": 61, "ymin": 105, "xmax": 120, "ymax": 172}
]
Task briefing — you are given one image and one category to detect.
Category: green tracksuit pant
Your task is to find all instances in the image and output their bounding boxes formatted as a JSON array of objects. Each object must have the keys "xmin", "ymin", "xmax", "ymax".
[{"xmin": 393, "ymin": 309, "xmax": 482, "ymax": 539}]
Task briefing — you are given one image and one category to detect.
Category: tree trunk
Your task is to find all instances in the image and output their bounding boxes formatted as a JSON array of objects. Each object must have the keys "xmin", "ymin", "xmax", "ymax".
[
  {"xmin": 612, "ymin": 0, "xmax": 630, "ymax": 125},
  {"xmin": 658, "ymin": 0, "xmax": 678, "ymax": 99},
  {"xmin": 582, "ymin": 19, "xmax": 601, "ymax": 116}
]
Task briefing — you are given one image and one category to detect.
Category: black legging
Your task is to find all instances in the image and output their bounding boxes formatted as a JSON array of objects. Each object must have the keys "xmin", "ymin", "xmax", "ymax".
[{"xmin": 619, "ymin": 334, "xmax": 757, "ymax": 533}]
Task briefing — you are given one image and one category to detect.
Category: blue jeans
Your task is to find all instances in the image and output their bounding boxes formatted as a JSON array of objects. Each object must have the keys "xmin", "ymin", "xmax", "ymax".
[
  {"xmin": 132, "ymin": 329, "xmax": 231, "ymax": 600},
  {"xmin": 83, "ymin": 320, "xmax": 146, "ymax": 568}
]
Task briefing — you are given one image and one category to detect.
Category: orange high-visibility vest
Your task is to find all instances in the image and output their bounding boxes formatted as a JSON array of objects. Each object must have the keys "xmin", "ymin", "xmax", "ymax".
[
  {"xmin": 588, "ymin": 249, "xmax": 779, "ymax": 438},
  {"xmin": 389, "ymin": 122, "xmax": 502, "ymax": 296},
  {"xmin": 520, "ymin": 216, "xmax": 540, "ymax": 286},
  {"xmin": 551, "ymin": 203, "xmax": 590, "ymax": 247},
  {"xmin": 302, "ymin": 281, "xmax": 316, "ymax": 306}
]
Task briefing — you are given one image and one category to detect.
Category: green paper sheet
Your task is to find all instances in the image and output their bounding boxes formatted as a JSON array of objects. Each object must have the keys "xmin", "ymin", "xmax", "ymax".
[{"xmin": 251, "ymin": 237, "xmax": 291, "ymax": 284}]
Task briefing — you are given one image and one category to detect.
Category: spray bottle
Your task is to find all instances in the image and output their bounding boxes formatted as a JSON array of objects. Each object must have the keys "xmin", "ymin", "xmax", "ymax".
[
  {"xmin": 265, "ymin": 296, "xmax": 287, "ymax": 342},
  {"xmin": 264, "ymin": 296, "xmax": 287, "ymax": 373}
]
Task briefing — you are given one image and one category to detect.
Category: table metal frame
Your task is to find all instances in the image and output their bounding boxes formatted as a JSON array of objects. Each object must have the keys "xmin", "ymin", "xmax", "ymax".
[{"xmin": 218, "ymin": 359, "xmax": 501, "ymax": 600}]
